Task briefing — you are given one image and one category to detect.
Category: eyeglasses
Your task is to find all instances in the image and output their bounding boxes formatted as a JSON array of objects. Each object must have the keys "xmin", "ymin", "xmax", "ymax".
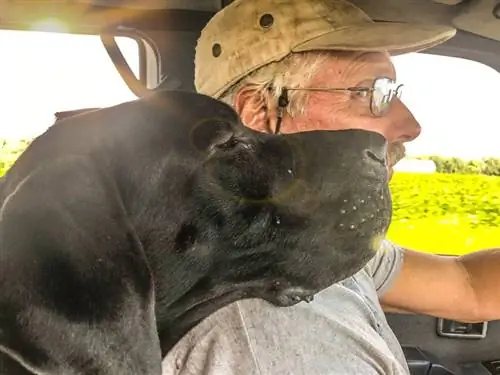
[{"xmin": 285, "ymin": 77, "xmax": 403, "ymax": 117}]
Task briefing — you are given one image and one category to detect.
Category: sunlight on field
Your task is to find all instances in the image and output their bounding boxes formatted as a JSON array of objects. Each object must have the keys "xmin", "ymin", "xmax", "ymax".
[
  {"xmin": 388, "ymin": 172, "xmax": 500, "ymax": 256},
  {"xmin": 387, "ymin": 216, "xmax": 500, "ymax": 255}
]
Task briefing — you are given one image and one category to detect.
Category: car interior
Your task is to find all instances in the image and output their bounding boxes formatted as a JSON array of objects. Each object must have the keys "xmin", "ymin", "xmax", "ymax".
[{"xmin": 1, "ymin": 0, "xmax": 499, "ymax": 374}]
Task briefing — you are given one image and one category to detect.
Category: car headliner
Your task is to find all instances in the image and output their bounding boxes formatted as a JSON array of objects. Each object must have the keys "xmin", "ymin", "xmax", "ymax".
[{"xmin": 0, "ymin": 0, "xmax": 498, "ymax": 73}]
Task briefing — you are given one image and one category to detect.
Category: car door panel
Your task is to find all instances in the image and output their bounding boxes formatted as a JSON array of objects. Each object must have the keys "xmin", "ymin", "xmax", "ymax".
[{"xmin": 387, "ymin": 313, "xmax": 500, "ymax": 375}]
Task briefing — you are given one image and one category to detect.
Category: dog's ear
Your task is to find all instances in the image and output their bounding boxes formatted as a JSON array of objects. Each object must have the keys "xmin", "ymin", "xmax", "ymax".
[{"xmin": 0, "ymin": 155, "xmax": 162, "ymax": 374}]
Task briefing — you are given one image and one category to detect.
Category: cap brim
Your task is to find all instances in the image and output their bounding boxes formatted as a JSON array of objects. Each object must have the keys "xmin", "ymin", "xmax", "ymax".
[{"xmin": 293, "ymin": 22, "xmax": 456, "ymax": 55}]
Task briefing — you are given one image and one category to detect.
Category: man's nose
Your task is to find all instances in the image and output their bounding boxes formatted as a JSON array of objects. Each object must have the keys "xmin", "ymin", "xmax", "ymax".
[{"xmin": 384, "ymin": 99, "xmax": 422, "ymax": 143}]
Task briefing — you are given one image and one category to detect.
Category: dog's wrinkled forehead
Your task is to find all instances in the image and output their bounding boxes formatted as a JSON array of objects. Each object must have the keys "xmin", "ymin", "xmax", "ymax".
[
  {"xmin": 163, "ymin": 94, "xmax": 245, "ymax": 153},
  {"xmin": 181, "ymin": 93, "xmax": 241, "ymax": 127}
]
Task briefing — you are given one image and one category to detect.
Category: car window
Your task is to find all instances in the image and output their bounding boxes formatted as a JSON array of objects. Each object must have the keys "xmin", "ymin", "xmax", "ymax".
[
  {"xmin": 0, "ymin": 29, "xmax": 139, "ymax": 175},
  {"xmin": 389, "ymin": 52, "xmax": 500, "ymax": 256},
  {"xmin": 0, "ymin": 32, "xmax": 498, "ymax": 258}
]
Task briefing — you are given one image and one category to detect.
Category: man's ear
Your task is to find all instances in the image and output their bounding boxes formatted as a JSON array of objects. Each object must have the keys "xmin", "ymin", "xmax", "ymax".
[{"xmin": 233, "ymin": 86, "xmax": 277, "ymax": 133}]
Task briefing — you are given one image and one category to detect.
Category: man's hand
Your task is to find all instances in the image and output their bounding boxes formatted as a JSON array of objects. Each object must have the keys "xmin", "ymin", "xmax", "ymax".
[{"xmin": 380, "ymin": 247, "xmax": 500, "ymax": 323}]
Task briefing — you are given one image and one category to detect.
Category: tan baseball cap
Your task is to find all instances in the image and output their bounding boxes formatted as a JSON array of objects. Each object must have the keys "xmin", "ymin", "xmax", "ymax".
[{"xmin": 194, "ymin": 0, "xmax": 456, "ymax": 98}]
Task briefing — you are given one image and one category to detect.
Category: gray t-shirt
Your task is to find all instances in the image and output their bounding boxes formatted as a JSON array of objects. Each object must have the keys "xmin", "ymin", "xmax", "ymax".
[{"xmin": 162, "ymin": 240, "xmax": 409, "ymax": 375}]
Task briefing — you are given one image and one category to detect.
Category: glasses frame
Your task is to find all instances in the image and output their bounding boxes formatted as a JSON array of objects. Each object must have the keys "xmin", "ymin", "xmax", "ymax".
[{"xmin": 285, "ymin": 77, "xmax": 403, "ymax": 117}]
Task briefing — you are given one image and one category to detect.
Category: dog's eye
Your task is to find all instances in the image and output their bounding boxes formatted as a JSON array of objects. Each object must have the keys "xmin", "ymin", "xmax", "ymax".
[
  {"xmin": 215, "ymin": 136, "xmax": 253, "ymax": 152},
  {"xmin": 216, "ymin": 137, "xmax": 239, "ymax": 151}
]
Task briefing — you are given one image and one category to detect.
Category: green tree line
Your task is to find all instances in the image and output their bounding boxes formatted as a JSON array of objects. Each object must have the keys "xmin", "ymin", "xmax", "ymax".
[{"xmin": 417, "ymin": 155, "xmax": 500, "ymax": 176}]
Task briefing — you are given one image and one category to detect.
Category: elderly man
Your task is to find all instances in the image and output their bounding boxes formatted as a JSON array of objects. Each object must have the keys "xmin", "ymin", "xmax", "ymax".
[{"xmin": 163, "ymin": 0, "xmax": 500, "ymax": 374}]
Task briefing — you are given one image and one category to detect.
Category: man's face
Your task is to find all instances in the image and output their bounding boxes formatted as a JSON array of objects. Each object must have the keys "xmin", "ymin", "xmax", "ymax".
[{"xmin": 236, "ymin": 51, "xmax": 422, "ymax": 180}]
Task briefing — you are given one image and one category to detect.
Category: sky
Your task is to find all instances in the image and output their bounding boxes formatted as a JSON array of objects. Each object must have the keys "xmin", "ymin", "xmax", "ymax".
[
  {"xmin": 0, "ymin": 26, "xmax": 499, "ymax": 160},
  {"xmin": 392, "ymin": 53, "xmax": 500, "ymax": 160}
]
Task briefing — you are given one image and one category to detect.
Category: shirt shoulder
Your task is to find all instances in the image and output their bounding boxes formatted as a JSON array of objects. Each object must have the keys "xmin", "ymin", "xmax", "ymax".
[
  {"xmin": 162, "ymin": 302, "xmax": 259, "ymax": 375},
  {"xmin": 163, "ymin": 285, "xmax": 408, "ymax": 375},
  {"xmin": 364, "ymin": 240, "xmax": 405, "ymax": 296}
]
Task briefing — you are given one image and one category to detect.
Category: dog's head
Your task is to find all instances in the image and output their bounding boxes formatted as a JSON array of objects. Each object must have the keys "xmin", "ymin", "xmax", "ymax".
[
  {"xmin": 111, "ymin": 91, "xmax": 392, "ymax": 313},
  {"xmin": 183, "ymin": 105, "xmax": 391, "ymax": 305}
]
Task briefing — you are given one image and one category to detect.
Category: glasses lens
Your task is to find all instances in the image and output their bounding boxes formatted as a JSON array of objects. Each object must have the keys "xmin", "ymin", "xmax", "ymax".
[{"xmin": 371, "ymin": 77, "xmax": 402, "ymax": 116}]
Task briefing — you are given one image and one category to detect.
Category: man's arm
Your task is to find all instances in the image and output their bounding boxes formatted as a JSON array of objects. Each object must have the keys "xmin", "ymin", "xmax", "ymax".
[{"xmin": 380, "ymin": 247, "xmax": 500, "ymax": 323}]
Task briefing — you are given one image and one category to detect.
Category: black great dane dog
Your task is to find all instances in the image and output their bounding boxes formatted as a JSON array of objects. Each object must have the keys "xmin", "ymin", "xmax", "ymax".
[{"xmin": 0, "ymin": 90, "xmax": 391, "ymax": 374}]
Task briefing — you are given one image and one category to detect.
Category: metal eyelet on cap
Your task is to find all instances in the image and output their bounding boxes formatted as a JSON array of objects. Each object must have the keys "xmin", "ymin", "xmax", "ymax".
[
  {"xmin": 212, "ymin": 43, "xmax": 222, "ymax": 57},
  {"xmin": 259, "ymin": 13, "xmax": 274, "ymax": 28}
]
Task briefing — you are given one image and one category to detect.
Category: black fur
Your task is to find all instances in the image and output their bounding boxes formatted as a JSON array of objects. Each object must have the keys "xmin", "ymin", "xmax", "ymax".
[{"xmin": 0, "ymin": 90, "xmax": 391, "ymax": 374}]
